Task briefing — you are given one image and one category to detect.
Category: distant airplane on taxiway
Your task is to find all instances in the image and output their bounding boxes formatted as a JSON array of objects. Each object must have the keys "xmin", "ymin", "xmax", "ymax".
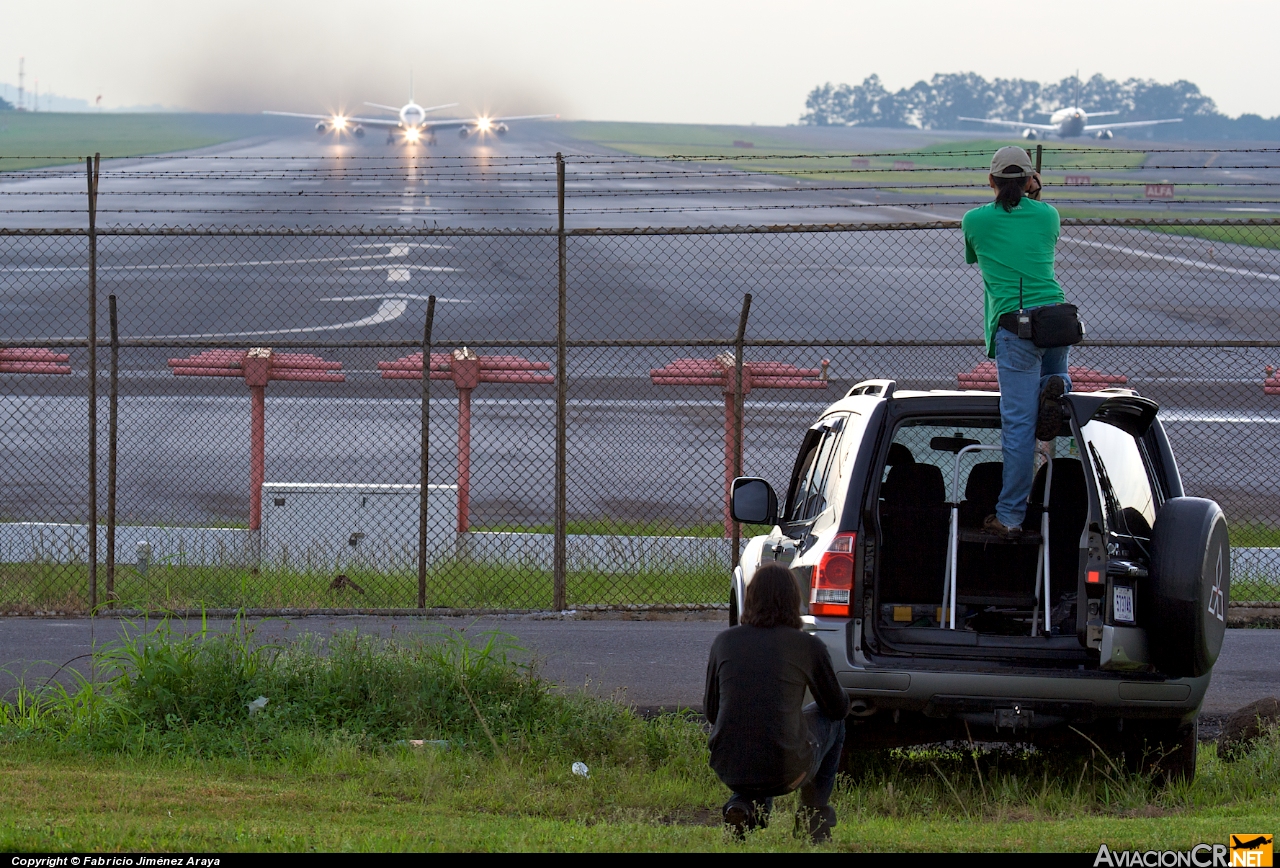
[{"xmin": 959, "ymin": 75, "xmax": 1181, "ymax": 140}]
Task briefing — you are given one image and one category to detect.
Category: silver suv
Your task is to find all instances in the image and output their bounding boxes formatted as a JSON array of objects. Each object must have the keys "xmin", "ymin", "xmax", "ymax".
[{"xmin": 730, "ymin": 380, "xmax": 1230, "ymax": 783}]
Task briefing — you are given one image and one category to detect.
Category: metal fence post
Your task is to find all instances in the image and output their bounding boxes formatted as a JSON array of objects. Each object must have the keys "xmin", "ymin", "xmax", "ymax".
[
  {"xmin": 418, "ymin": 295, "xmax": 436, "ymax": 610},
  {"xmin": 86, "ymin": 154, "xmax": 100, "ymax": 609},
  {"xmin": 1035, "ymin": 144, "xmax": 1043, "ymax": 174},
  {"xmin": 554, "ymin": 153, "xmax": 568, "ymax": 611},
  {"xmin": 731, "ymin": 294, "xmax": 752, "ymax": 568},
  {"xmin": 106, "ymin": 294, "xmax": 118, "ymax": 605}
]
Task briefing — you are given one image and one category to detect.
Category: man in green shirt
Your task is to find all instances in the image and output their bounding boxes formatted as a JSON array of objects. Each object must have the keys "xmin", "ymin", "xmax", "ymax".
[{"xmin": 962, "ymin": 146, "xmax": 1072, "ymax": 537}]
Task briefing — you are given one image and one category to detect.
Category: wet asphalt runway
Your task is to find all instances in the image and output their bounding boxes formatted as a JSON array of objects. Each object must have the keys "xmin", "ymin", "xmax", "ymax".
[{"xmin": 0, "ymin": 616, "xmax": 1275, "ymax": 718}]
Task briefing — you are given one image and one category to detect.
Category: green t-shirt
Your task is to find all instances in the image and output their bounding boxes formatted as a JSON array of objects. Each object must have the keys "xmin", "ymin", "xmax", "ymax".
[{"xmin": 962, "ymin": 198, "xmax": 1065, "ymax": 358}]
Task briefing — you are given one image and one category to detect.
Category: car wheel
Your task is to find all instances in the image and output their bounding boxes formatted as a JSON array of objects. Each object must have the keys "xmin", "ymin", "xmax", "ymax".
[
  {"xmin": 1123, "ymin": 719, "xmax": 1198, "ymax": 786},
  {"xmin": 729, "ymin": 589, "xmax": 739, "ymax": 627}
]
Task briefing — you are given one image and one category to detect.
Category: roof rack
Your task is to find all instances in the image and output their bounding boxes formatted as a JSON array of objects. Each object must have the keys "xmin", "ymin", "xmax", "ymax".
[{"xmin": 846, "ymin": 379, "xmax": 897, "ymax": 398}]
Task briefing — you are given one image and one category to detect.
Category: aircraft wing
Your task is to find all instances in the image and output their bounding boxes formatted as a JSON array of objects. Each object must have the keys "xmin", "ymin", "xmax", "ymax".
[
  {"xmin": 420, "ymin": 113, "xmax": 558, "ymax": 130},
  {"xmin": 1084, "ymin": 118, "xmax": 1182, "ymax": 131},
  {"xmin": 958, "ymin": 116, "xmax": 1060, "ymax": 132},
  {"xmin": 262, "ymin": 111, "xmax": 402, "ymax": 128}
]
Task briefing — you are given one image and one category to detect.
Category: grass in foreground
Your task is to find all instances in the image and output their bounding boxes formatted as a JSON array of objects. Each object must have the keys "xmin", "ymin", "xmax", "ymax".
[{"xmin": 0, "ymin": 621, "xmax": 1277, "ymax": 851}]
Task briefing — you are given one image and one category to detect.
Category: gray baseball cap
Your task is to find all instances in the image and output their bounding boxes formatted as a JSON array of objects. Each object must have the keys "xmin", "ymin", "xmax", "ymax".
[{"xmin": 990, "ymin": 146, "xmax": 1036, "ymax": 178}]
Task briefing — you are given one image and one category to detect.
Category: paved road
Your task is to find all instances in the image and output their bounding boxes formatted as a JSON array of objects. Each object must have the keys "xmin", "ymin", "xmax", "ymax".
[{"xmin": 0, "ymin": 616, "xmax": 1275, "ymax": 717}]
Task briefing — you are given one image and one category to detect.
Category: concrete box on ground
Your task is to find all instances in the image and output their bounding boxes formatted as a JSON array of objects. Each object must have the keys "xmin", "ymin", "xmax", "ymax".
[{"xmin": 261, "ymin": 483, "xmax": 458, "ymax": 571}]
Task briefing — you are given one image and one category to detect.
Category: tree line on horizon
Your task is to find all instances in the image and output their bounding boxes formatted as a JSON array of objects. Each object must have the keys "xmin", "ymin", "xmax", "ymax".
[{"xmin": 801, "ymin": 72, "xmax": 1280, "ymax": 140}]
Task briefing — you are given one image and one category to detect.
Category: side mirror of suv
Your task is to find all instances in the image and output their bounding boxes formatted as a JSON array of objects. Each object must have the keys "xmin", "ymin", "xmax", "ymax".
[{"xmin": 731, "ymin": 477, "xmax": 778, "ymax": 526}]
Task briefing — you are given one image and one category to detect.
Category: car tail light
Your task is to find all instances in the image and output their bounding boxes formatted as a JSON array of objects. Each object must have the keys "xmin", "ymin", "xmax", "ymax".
[{"xmin": 810, "ymin": 532, "xmax": 856, "ymax": 617}]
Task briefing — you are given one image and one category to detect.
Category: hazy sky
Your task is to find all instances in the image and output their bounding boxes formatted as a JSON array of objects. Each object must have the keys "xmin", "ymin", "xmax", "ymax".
[{"xmin": 2, "ymin": 0, "xmax": 1275, "ymax": 123}]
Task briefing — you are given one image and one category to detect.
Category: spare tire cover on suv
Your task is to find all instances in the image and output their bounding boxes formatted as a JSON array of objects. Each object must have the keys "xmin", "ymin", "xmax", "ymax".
[{"xmin": 1146, "ymin": 497, "xmax": 1230, "ymax": 678}]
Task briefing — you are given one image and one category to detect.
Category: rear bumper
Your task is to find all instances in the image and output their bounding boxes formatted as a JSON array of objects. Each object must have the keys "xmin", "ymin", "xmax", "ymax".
[
  {"xmin": 804, "ymin": 618, "xmax": 1208, "ymax": 724},
  {"xmin": 835, "ymin": 667, "xmax": 1208, "ymax": 723}
]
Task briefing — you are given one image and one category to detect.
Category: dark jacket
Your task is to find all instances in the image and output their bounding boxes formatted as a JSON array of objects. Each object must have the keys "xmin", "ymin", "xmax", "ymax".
[{"xmin": 703, "ymin": 624, "xmax": 849, "ymax": 793}]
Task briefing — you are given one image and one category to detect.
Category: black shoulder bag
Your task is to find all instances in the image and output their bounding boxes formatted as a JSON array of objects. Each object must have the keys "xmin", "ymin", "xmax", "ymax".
[{"xmin": 1007, "ymin": 279, "xmax": 1085, "ymax": 348}]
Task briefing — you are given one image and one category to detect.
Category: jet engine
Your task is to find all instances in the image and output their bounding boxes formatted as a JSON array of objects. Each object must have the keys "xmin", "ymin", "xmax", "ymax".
[
  {"xmin": 458, "ymin": 127, "xmax": 471, "ymax": 139},
  {"xmin": 1094, "ymin": 129, "xmax": 1114, "ymax": 140},
  {"xmin": 315, "ymin": 121, "xmax": 329, "ymax": 134},
  {"xmin": 494, "ymin": 123, "xmax": 509, "ymax": 135},
  {"xmin": 352, "ymin": 125, "xmax": 365, "ymax": 138},
  {"xmin": 1021, "ymin": 129, "xmax": 1038, "ymax": 140}
]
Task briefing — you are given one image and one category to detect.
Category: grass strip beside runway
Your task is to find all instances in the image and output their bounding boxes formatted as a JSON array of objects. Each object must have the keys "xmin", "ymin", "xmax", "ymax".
[
  {"xmin": 0, "ymin": 622, "xmax": 1277, "ymax": 852},
  {"xmin": 0, "ymin": 559, "xmax": 730, "ymax": 613},
  {"xmin": 0, "ymin": 113, "xmax": 287, "ymax": 171}
]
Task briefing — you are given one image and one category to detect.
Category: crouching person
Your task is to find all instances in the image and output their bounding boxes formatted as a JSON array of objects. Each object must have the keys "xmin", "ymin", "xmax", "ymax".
[{"xmin": 704, "ymin": 563, "xmax": 850, "ymax": 843}]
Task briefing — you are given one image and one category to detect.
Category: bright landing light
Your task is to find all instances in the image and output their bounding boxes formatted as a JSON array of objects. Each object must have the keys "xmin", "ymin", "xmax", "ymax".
[
  {"xmin": 332, "ymin": 116, "xmax": 348, "ymax": 130},
  {"xmin": 476, "ymin": 117, "xmax": 492, "ymax": 132},
  {"xmin": 405, "ymin": 128, "xmax": 422, "ymax": 143}
]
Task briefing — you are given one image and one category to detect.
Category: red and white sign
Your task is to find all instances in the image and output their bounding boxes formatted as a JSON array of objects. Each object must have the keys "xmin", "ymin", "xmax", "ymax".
[
  {"xmin": 892, "ymin": 160, "xmax": 914, "ymax": 170},
  {"xmin": 1145, "ymin": 184, "xmax": 1176, "ymax": 199},
  {"xmin": 1064, "ymin": 175, "xmax": 1091, "ymax": 186}
]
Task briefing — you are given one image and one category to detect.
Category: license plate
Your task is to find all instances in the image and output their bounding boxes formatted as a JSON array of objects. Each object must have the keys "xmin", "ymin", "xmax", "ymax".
[{"xmin": 1113, "ymin": 585, "xmax": 1135, "ymax": 623}]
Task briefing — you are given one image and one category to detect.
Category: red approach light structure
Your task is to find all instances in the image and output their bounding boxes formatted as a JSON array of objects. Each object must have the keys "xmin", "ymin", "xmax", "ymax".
[
  {"xmin": 168, "ymin": 348, "xmax": 345, "ymax": 530},
  {"xmin": 957, "ymin": 361, "xmax": 1127, "ymax": 392},
  {"xmin": 650, "ymin": 354, "xmax": 828, "ymax": 538},
  {"xmin": 379, "ymin": 349, "xmax": 554, "ymax": 533},
  {"xmin": 0, "ymin": 348, "xmax": 71, "ymax": 375},
  {"xmin": 1266, "ymin": 366, "xmax": 1280, "ymax": 396}
]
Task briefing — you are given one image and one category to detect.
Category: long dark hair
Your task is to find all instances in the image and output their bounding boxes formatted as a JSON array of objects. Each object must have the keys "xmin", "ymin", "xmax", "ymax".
[
  {"xmin": 741, "ymin": 563, "xmax": 803, "ymax": 629},
  {"xmin": 993, "ymin": 173, "xmax": 1027, "ymax": 212}
]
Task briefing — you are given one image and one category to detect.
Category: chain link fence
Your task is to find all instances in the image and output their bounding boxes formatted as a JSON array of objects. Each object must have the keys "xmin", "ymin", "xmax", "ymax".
[{"xmin": 2, "ymin": 149, "xmax": 1279, "ymax": 613}]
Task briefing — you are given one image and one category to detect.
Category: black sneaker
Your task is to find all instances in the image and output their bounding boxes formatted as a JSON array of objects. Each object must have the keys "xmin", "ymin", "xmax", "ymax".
[
  {"xmin": 795, "ymin": 805, "xmax": 837, "ymax": 844},
  {"xmin": 1037, "ymin": 375, "xmax": 1067, "ymax": 441},
  {"xmin": 723, "ymin": 799, "xmax": 755, "ymax": 840},
  {"xmin": 983, "ymin": 514, "xmax": 1022, "ymax": 540}
]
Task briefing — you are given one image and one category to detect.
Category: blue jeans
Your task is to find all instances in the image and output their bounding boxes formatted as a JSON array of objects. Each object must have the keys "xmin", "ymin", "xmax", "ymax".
[
  {"xmin": 729, "ymin": 704, "xmax": 846, "ymax": 814},
  {"xmin": 994, "ymin": 328, "xmax": 1071, "ymax": 528}
]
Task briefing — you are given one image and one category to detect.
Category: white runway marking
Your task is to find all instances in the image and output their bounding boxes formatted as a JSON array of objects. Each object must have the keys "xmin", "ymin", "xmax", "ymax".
[
  {"xmin": 145, "ymin": 300, "xmax": 410, "ymax": 338},
  {"xmin": 319, "ymin": 293, "xmax": 472, "ymax": 303},
  {"xmin": 0, "ymin": 253, "xmax": 442, "ymax": 273},
  {"xmin": 1061, "ymin": 237, "xmax": 1280, "ymax": 282},
  {"xmin": 338, "ymin": 265, "xmax": 458, "ymax": 273},
  {"xmin": 349, "ymin": 243, "xmax": 452, "ymax": 250}
]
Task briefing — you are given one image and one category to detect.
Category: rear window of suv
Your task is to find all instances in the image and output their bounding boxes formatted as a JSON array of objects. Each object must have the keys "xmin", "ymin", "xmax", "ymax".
[
  {"xmin": 786, "ymin": 415, "xmax": 848, "ymax": 522},
  {"xmin": 1081, "ymin": 419, "xmax": 1159, "ymax": 537}
]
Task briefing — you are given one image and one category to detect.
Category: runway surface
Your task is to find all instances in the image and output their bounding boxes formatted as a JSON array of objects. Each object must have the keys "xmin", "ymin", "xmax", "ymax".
[
  {"xmin": 0, "ymin": 615, "xmax": 1275, "ymax": 718},
  {"xmin": 1, "ymin": 125, "xmax": 1279, "ymax": 529}
]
